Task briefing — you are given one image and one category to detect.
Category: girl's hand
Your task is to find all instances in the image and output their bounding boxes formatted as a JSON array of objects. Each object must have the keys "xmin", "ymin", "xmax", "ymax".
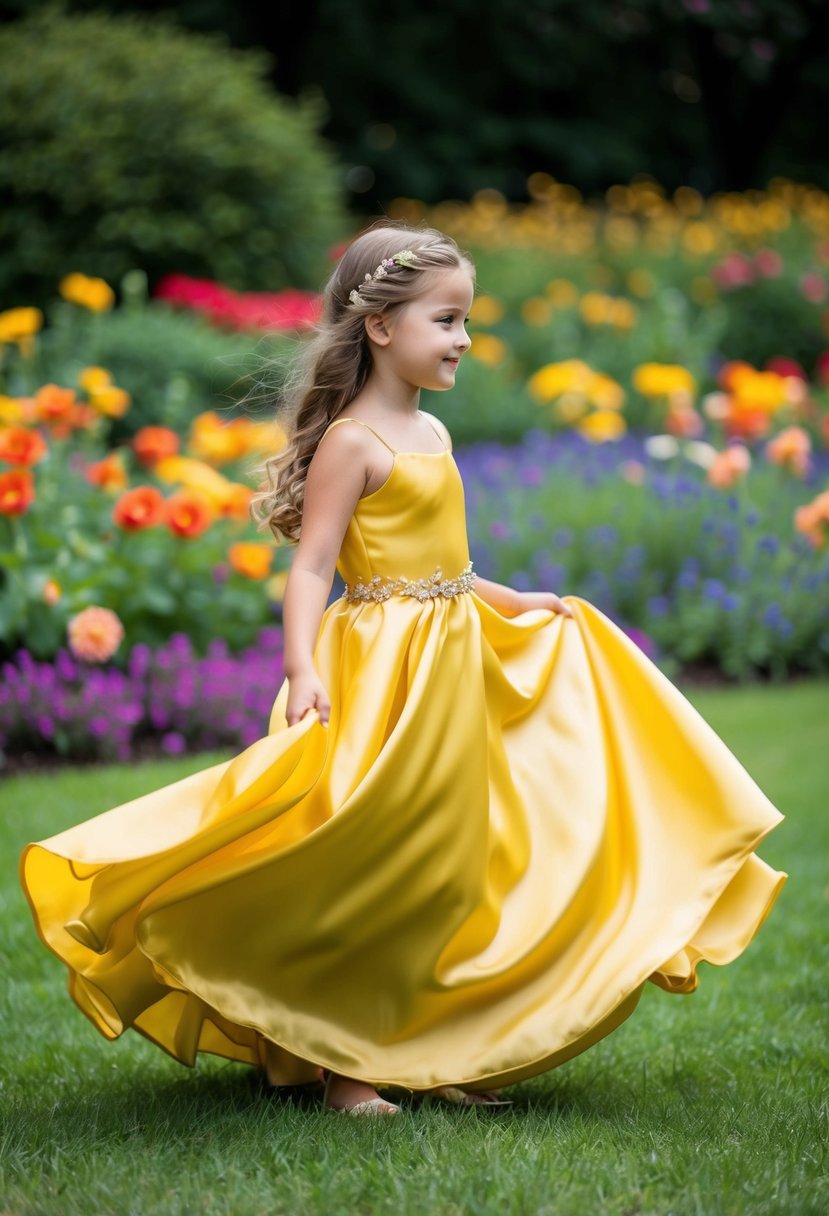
[
  {"xmin": 514, "ymin": 591, "xmax": 573, "ymax": 617},
  {"xmin": 286, "ymin": 670, "xmax": 331, "ymax": 726}
]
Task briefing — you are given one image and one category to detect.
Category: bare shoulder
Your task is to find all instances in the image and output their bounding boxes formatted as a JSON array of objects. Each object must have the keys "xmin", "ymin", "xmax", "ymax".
[
  {"xmin": 420, "ymin": 410, "xmax": 453, "ymax": 451},
  {"xmin": 312, "ymin": 417, "xmax": 376, "ymax": 466}
]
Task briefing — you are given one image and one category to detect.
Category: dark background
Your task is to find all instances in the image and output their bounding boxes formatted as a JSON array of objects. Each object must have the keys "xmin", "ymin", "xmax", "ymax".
[{"xmin": 2, "ymin": 0, "xmax": 828, "ymax": 205}]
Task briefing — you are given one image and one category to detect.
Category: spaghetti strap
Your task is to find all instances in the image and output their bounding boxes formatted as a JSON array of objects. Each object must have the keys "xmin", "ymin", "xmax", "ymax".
[
  {"xmin": 420, "ymin": 411, "xmax": 452, "ymax": 452},
  {"xmin": 322, "ymin": 417, "xmax": 398, "ymax": 454}
]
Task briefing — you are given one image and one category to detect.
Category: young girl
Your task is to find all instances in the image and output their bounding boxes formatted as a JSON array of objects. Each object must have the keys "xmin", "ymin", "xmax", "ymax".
[{"xmin": 21, "ymin": 223, "xmax": 786, "ymax": 1117}]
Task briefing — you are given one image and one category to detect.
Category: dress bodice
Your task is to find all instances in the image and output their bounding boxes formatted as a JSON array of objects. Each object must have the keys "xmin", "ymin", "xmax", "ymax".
[{"xmin": 336, "ymin": 450, "xmax": 472, "ymax": 590}]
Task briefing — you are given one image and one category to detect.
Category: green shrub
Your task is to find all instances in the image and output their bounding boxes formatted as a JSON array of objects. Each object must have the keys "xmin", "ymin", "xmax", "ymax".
[
  {"xmin": 0, "ymin": 7, "xmax": 347, "ymax": 302},
  {"xmin": 32, "ymin": 286, "xmax": 291, "ymax": 440}
]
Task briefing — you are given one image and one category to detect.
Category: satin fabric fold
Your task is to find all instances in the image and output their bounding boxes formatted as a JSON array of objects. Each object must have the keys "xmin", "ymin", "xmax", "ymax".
[{"xmin": 20, "ymin": 450, "xmax": 786, "ymax": 1091}]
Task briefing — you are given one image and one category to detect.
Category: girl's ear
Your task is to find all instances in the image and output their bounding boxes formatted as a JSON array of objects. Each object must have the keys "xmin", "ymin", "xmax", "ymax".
[{"xmin": 365, "ymin": 312, "xmax": 392, "ymax": 347}]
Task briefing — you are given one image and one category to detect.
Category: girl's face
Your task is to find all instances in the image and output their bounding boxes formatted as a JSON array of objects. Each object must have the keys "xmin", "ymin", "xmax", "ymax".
[{"xmin": 379, "ymin": 267, "xmax": 474, "ymax": 392}]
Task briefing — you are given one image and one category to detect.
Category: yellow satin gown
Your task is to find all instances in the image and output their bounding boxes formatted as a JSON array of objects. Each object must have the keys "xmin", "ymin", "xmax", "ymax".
[{"xmin": 20, "ymin": 418, "xmax": 787, "ymax": 1092}]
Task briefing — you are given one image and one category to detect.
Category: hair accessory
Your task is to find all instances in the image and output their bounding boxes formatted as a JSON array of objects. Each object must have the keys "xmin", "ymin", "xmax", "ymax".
[{"xmin": 348, "ymin": 249, "xmax": 418, "ymax": 305}]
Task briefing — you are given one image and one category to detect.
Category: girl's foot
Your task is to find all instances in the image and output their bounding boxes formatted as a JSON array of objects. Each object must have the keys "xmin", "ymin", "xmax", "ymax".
[{"xmin": 323, "ymin": 1070, "xmax": 400, "ymax": 1116}]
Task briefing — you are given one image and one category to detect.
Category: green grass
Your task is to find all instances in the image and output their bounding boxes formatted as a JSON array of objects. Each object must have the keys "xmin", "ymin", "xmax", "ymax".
[{"xmin": 1, "ymin": 680, "xmax": 827, "ymax": 1216}]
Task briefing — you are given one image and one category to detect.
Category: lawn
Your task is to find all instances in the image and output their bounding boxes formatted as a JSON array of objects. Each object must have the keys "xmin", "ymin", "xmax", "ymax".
[{"xmin": 0, "ymin": 680, "xmax": 827, "ymax": 1216}]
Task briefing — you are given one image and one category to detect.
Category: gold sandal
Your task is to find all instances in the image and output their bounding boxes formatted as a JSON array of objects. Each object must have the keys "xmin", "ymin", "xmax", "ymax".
[{"xmin": 322, "ymin": 1070, "xmax": 400, "ymax": 1116}]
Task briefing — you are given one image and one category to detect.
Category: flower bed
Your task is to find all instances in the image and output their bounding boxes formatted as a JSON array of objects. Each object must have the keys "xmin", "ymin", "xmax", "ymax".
[
  {"xmin": 0, "ymin": 627, "xmax": 284, "ymax": 767},
  {"xmin": 460, "ymin": 431, "xmax": 829, "ymax": 679}
]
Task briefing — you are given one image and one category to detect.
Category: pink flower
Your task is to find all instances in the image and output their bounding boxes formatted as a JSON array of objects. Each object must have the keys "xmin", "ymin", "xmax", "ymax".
[
  {"xmin": 754, "ymin": 249, "xmax": 783, "ymax": 279},
  {"xmin": 799, "ymin": 272, "xmax": 827, "ymax": 305},
  {"xmin": 707, "ymin": 445, "xmax": 752, "ymax": 488},
  {"xmin": 67, "ymin": 606, "xmax": 125, "ymax": 663},
  {"xmin": 710, "ymin": 253, "xmax": 755, "ymax": 291}
]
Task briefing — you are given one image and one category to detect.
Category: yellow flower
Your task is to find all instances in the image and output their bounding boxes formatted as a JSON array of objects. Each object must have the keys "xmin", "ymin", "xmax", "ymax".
[
  {"xmin": 579, "ymin": 292, "xmax": 613, "ymax": 326},
  {"xmin": 246, "ymin": 420, "xmax": 287, "ymax": 454},
  {"xmin": 154, "ymin": 455, "xmax": 233, "ymax": 509},
  {"xmin": 545, "ymin": 279, "xmax": 579, "ymax": 308},
  {"xmin": 528, "ymin": 359, "xmax": 592, "ymax": 403},
  {"xmin": 469, "ymin": 334, "xmax": 507, "ymax": 366},
  {"xmin": 681, "ymin": 222, "xmax": 717, "ymax": 255},
  {"xmin": 0, "ymin": 307, "xmax": 43, "ymax": 348},
  {"xmin": 604, "ymin": 216, "xmax": 639, "ymax": 251},
  {"xmin": 609, "ymin": 298, "xmax": 637, "ymax": 330},
  {"xmin": 632, "ymin": 363, "xmax": 697, "ymax": 399},
  {"xmin": 468, "ymin": 295, "xmax": 504, "ymax": 325},
  {"xmin": 189, "ymin": 411, "xmax": 251, "ymax": 464},
  {"xmin": 89, "ymin": 385, "xmax": 131, "ymax": 418},
  {"xmin": 0, "ymin": 395, "xmax": 25, "ymax": 424},
  {"xmin": 521, "ymin": 297, "xmax": 553, "ymax": 326},
  {"xmin": 587, "ymin": 373, "xmax": 625, "ymax": 411},
  {"xmin": 729, "ymin": 367, "xmax": 788, "ymax": 413},
  {"xmin": 555, "ymin": 393, "xmax": 589, "ymax": 423},
  {"xmin": 59, "ymin": 273, "xmax": 115, "ymax": 312},
  {"xmin": 79, "ymin": 366, "xmax": 112, "ymax": 394},
  {"xmin": 576, "ymin": 410, "xmax": 627, "ymax": 442}
]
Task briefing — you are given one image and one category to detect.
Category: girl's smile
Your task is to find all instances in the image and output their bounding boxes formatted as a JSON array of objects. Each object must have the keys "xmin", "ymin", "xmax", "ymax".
[{"xmin": 379, "ymin": 266, "xmax": 474, "ymax": 393}]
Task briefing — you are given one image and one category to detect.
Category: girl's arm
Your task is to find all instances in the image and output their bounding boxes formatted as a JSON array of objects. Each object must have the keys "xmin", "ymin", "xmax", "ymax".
[
  {"xmin": 282, "ymin": 427, "xmax": 371, "ymax": 725},
  {"xmin": 475, "ymin": 576, "xmax": 572, "ymax": 618}
]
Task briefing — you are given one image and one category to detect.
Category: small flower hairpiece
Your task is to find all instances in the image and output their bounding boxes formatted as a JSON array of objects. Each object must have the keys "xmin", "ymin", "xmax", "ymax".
[{"xmin": 348, "ymin": 249, "xmax": 418, "ymax": 305}]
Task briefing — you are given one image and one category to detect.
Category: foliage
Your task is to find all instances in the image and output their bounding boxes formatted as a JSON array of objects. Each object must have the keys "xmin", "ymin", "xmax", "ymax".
[
  {"xmin": 1, "ymin": 687, "xmax": 826, "ymax": 1213},
  {"xmin": 33, "ymin": 288, "xmax": 282, "ymax": 441},
  {"xmin": 0, "ymin": 6, "xmax": 347, "ymax": 303}
]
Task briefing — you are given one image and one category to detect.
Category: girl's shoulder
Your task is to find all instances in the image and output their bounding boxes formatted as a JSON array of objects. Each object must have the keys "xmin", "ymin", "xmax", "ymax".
[{"xmin": 419, "ymin": 410, "xmax": 453, "ymax": 452}]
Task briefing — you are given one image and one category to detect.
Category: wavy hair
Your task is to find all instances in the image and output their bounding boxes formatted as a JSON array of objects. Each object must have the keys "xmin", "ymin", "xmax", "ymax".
[{"xmin": 248, "ymin": 222, "xmax": 474, "ymax": 542}]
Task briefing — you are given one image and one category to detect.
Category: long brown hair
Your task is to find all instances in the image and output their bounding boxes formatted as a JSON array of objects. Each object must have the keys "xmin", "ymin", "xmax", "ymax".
[{"xmin": 248, "ymin": 222, "xmax": 474, "ymax": 542}]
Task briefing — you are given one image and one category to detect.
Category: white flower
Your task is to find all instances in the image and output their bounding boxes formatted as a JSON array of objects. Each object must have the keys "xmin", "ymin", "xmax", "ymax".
[
  {"xmin": 683, "ymin": 440, "xmax": 717, "ymax": 469},
  {"xmin": 644, "ymin": 434, "xmax": 680, "ymax": 460}
]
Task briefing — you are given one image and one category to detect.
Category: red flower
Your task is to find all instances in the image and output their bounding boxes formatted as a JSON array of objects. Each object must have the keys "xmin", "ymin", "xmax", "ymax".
[
  {"xmin": 165, "ymin": 489, "xmax": 215, "ymax": 538},
  {"xmin": 0, "ymin": 468, "xmax": 35, "ymax": 515},
  {"xmin": 132, "ymin": 425, "xmax": 180, "ymax": 466},
  {"xmin": 113, "ymin": 485, "xmax": 166, "ymax": 530},
  {"xmin": 0, "ymin": 425, "xmax": 48, "ymax": 466}
]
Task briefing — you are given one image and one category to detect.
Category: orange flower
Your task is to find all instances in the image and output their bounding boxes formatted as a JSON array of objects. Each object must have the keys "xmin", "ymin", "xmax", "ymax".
[
  {"xmin": 228, "ymin": 541, "xmax": 273, "ymax": 579},
  {"xmin": 113, "ymin": 485, "xmax": 166, "ymax": 530},
  {"xmin": 43, "ymin": 578, "xmax": 62, "ymax": 605},
  {"xmin": 59, "ymin": 273, "xmax": 115, "ymax": 312},
  {"xmin": 34, "ymin": 384, "xmax": 76, "ymax": 427},
  {"xmin": 765, "ymin": 426, "xmax": 812, "ymax": 477},
  {"xmin": 86, "ymin": 452, "xmax": 128, "ymax": 493},
  {"xmin": 67, "ymin": 606, "xmax": 124, "ymax": 662},
  {"xmin": 794, "ymin": 489, "xmax": 829, "ymax": 548},
  {"xmin": 132, "ymin": 426, "xmax": 180, "ymax": 467},
  {"xmin": 0, "ymin": 425, "xmax": 48, "ymax": 466},
  {"xmin": 707, "ymin": 445, "xmax": 752, "ymax": 488},
  {"xmin": 0, "ymin": 468, "xmax": 35, "ymax": 515},
  {"xmin": 220, "ymin": 482, "xmax": 254, "ymax": 520},
  {"xmin": 165, "ymin": 489, "xmax": 215, "ymax": 538}
]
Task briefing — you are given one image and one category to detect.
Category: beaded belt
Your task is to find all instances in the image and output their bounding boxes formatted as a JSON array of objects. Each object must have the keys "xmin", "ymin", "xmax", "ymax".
[{"xmin": 343, "ymin": 561, "xmax": 476, "ymax": 604}]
